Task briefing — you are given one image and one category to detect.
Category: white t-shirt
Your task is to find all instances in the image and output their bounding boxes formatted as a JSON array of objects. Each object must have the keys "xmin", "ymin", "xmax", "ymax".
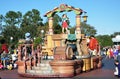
[{"xmin": 11, "ymin": 54, "xmax": 17, "ymax": 61}]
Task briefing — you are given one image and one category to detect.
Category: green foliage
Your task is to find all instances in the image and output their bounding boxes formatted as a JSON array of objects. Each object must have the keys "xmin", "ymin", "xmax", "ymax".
[
  {"xmin": 20, "ymin": 25, "xmax": 38, "ymax": 39},
  {"xmin": 33, "ymin": 37, "xmax": 42, "ymax": 48},
  {"xmin": 5, "ymin": 11, "xmax": 22, "ymax": 26},
  {"xmin": 21, "ymin": 9, "xmax": 43, "ymax": 28},
  {"xmin": 111, "ymin": 32, "xmax": 120, "ymax": 38},
  {"xmin": 53, "ymin": 14, "xmax": 62, "ymax": 34},
  {"xmin": 96, "ymin": 35, "xmax": 113, "ymax": 47},
  {"xmin": 81, "ymin": 22, "xmax": 97, "ymax": 36},
  {"xmin": 0, "ymin": 36, "xmax": 5, "ymax": 49},
  {"xmin": 1, "ymin": 9, "xmax": 98, "ymax": 47},
  {"xmin": 69, "ymin": 27, "xmax": 75, "ymax": 34},
  {"xmin": 0, "ymin": 43, "xmax": 1, "ymax": 49},
  {"xmin": 0, "ymin": 14, "xmax": 5, "ymax": 23},
  {"xmin": 20, "ymin": 9, "xmax": 43, "ymax": 38},
  {"xmin": 2, "ymin": 26, "xmax": 21, "ymax": 44},
  {"xmin": 67, "ymin": 22, "xmax": 97, "ymax": 35},
  {"xmin": 54, "ymin": 25, "xmax": 62, "ymax": 34},
  {"xmin": 0, "ymin": 36, "xmax": 5, "ymax": 43},
  {"xmin": 1, "ymin": 9, "xmax": 44, "ymax": 44}
]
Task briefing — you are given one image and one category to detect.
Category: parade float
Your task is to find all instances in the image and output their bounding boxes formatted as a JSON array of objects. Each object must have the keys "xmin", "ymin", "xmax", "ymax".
[{"xmin": 16, "ymin": 4, "xmax": 102, "ymax": 78}]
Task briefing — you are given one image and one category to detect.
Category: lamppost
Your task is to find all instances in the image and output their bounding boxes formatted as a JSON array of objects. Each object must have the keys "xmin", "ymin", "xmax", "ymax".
[
  {"xmin": 82, "ymin": 12, "xmax": 88, "ymax": 22},
  {"xmin": 10, "ymin": 36, "xmax": 13, "ymax": 46},
  {"xmin": 33, "ymin": 37, "xmax": 36, "ymax": 41},
  {"xmin": 41, "ymin": 29, "xmax": 44, "ymax": 45},
  {"xmin": 10, "ymin": 36, "xmax": 13, "ymax": 43},
  {"xmin": 10, "ymin": 36, "xmax": 13, "ymax": 53}
]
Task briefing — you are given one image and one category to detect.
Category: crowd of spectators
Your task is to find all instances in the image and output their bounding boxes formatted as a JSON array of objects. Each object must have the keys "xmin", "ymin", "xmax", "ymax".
[{"xmin": 0, "ymin": 43, "xmax": 18, "ymax": 70}]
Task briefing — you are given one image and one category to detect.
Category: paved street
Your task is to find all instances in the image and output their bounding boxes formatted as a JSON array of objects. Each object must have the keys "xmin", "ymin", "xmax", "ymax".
[
  {"xmin": 75, "ymin": 56, "xmax": 116, "ymax": 79},
  {"xmin": 0, "ymin": 56, "xmax": 120, "ymax": 79}
]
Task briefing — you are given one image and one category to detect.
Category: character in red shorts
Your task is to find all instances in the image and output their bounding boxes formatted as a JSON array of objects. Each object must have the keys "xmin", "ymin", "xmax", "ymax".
[{"xmin": 62, "ymin": 14, "xmax": 69, "ymax": 34}]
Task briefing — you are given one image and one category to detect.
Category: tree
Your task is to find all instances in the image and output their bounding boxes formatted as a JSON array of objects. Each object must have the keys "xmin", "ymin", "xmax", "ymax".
[
  {"xmin": 96, "ymin": 35, "xmax": 113, "ymax": 47},
  {"xmin": 67, "ymin": 22, "xmax": 97, "ymax": 35},
  {"xmin": 21, "ymin": 9, "xmax": 43, "ymax": 27},
  {"xmin": 32, "ymin": 9, "xmax": 43, "ymax": 26},
  {"xmin": 0, "ymin": 14, "xmax": 6, "ymax": 34},
  {"xmin": 43, "ymin": 14, "xmax": 62, "ymax": 34},
  {"xmin": 81, "ymin": 22, "xmax": 97, "ymax": 36},
  {"xmin": 0, "ymin": 14, "xmax": 4, "ymax": 22},
  {"xmin": 20, "ymin": 9, "xmax": 43, "ymax": 38},
  {"xmin": 69, "ymin": 27, "xmax": 75, "ymax": 34},
  {"xmin": 2, "ymin": 11, "xmax": 22, "ymax": 44},
  {"xmin": 2, "ymin": 26, "xmax": 21, "ymax": 44},
  {"xmin": 5, "ymin": 11, "xmax": 22, "ymax": 27},
  {"xmin": 111, "ymin": 32, "xmax": 120, "ymax": 38},
  {"xmin": 17, "ymin": 11, "xmax": 22, "ymax": 27},
  {"xmin": 53, "ymin": 14, "xmax": 62, "ymax": 34},
  {"xmin": 20, "ymin": 26, "xmax": 36, "ymax": 39},
  {"xmin": 33, "ymin": 37, "xmax": 42, "ymax": 48}
]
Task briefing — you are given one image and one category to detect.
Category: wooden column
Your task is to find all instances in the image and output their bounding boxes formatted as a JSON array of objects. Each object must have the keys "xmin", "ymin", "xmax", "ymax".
[
  {"xmin": 76, "ymin": 15, "xmax": 82, "ymax": 56},
  {"xmin": 37, "ymin": 45, "xmax": 42, "ymax": 64},
  {"xmin": 62, "ymin": 34, "xmax": 68, "ymax": 47},
  {"xmin": 76, "ymin": 40, "xmax": 82, "ymax": 56},
  {"xmin": 24, "ymin": 45, "xmax": 27, "ymax": 59},
  {"xmin": 48, "ymin": 17, "xmax": 53, "ymax": 35},
  {"xmin": 31, "ymin": 45, "xmax": 34, "ymax": 56},
  {"xmin": 80, "ymin": 39, "xmax": 89, "ymax": 56},
  {"xmin": 18, "ymin": 45, "xmax": 21, "ymax": 61},
  {"xmin": 76, "ymin": 15, "xmax": 81, "ymax": 34}
]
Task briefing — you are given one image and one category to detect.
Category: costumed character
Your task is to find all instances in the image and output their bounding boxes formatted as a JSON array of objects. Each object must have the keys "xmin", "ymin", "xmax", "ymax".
[
  {"xmin": 24, "ymin": 32, "xmax": 32, "ymax": 55},
  {"xmin": 62, "ymin": 14, "xmax": 69, "ymax": 34},
  {"xmin": 25, "ymin": 32, "xmax": 32, "ymax": 44},
  {"xmin": 88, "ymin": 35, "xmax": 99, "ymax": 56}
]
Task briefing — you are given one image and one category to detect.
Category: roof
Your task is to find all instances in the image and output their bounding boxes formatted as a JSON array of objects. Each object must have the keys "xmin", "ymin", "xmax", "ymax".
[{"xmin": 44, "ymin": 4, "xmax": 85, "ymax": 18}]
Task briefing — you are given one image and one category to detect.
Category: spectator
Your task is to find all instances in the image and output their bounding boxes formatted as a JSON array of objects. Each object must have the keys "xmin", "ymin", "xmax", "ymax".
[
  {"xmin": 6, "ymin": 60, "xmax": 13, "ymax": 70},
  {"xmin": 114, "ymin": 60, "xmax": 120, "ymax": 77},
  {"xmin": 1, "ymin": 51, "xmax": 9, "ymax": 69},
  {"xmin": 113, "ymin": 47, "xmax": 119, "ymax": 60},
  {"xmin": 0, "ymin": 40, "xmax": 9, "ymax": 69},
  {"xmin": 0, "ymin": 62, "xmax": 3, "ymax": 69},
  {"xmin": 114, "ymin": 60, "xmax": 119, "ymax": 75},
  {"xmin": 1, "ymin": 43, "xmax": 9, "ymax": 54},
  {"xmin": 11, "ymin": 52, "xmax": 17, "ymax": 63},
  {"xmin": 106, "ymin": 48, "xmax": 110, "ymax": 59},
  {"xmin": 106, "ymin": 47, "xmax": 113, "ymax": 59},
  {"xmin": 11, "ymin": 51, "xmax": 17, "ymax": 69}
]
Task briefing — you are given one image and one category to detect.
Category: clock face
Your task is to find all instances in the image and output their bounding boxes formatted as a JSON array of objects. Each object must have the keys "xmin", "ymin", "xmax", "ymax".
[{"xmin": 60, "ymin": 4, "xmax": 66, "ymax": 11}]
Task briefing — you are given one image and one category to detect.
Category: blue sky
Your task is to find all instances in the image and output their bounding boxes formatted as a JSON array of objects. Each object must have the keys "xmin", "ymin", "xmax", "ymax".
[{"xmin": 0, "ymin": 0, "xmax": 120, "ymax": 35}]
